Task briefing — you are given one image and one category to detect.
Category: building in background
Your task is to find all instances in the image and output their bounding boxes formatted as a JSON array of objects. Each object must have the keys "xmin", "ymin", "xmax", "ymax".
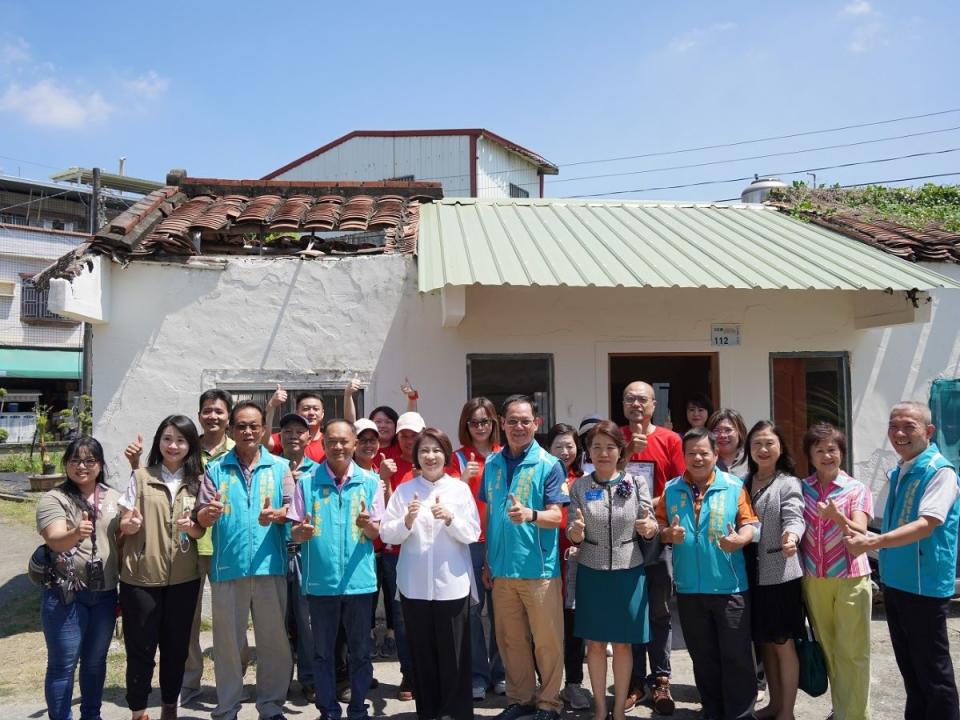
[{"xmin": 262, "ymin": 129, "xmax": 559, "ymax": 198}]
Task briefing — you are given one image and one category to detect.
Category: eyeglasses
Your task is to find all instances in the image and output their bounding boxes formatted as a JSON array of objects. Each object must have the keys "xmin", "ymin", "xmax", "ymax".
[
  {"xmin": 467, "ymin": 419, "xmax": 492, "ymax": 428},
  {"xmin": 623, "ymin": 395, "xmax": 652, "ymax": 405},
  {"xmin": 504, "ymin": 418, "xmax": 535, "ymax": 428},
  {"xmin": 67, "ymin": 458, "xmax": 100, "ymax": 468}
]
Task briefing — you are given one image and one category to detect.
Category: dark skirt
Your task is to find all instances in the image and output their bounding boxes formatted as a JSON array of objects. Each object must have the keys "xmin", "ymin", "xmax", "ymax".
[
  {"xmin": 573, "ymin": 564, "xmax": 649, "ymax": 644},
  {"xmin": 751, "ymin": 577, "xmax": 805, "ymax": 644}
]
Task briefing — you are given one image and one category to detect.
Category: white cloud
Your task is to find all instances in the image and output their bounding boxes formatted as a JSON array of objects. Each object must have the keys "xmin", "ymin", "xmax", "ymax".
[
  {"xmin": 842, "ymin": 1, "xmax": 873, "ymax": 16},
  {"xmin": 1, "ymin": 36, "xmax": 30, "ymax": 65},
  {"xmin": 0, "ymin": 80, "xmax": 113, "ymax": 128},
  {"xmin": 849, "ymin": 21, "xmax": 884, "ymax": 52},
  {"xmin": 124, "ymin": 70, "xmax": 169, "ymax": 99},
  {"xmin": 667, "ymin": 22, "xmax": 737, "ymax": 54}
]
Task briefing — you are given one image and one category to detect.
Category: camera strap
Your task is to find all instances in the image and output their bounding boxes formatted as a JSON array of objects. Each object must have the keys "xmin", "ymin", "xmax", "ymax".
[{"xmin": 89, "ymin": 484, "xmax": 99, "ymax": 556}]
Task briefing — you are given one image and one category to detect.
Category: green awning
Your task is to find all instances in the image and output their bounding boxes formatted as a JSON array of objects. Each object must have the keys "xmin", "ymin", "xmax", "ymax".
[{"xmin": 0, "ymin": 349, "xmax": 82, "ymax": 379}]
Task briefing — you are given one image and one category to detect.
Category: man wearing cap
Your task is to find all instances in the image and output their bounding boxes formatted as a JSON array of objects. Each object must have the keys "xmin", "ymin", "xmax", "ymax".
[
  {"xmin": 196, "ymin": 400, "xmax": 294, "ymax": 720},
  {"xmin": 480, "ymin": 394, "xmax": 568, "ymax": 720},
  {"xmin": 263, "ymin": 386, "xmax": 327, "ymax": 462},
  {"xmin": 279, "ymin": 412, "xmax": 321, "ymax": 703},
  {"xmin": 288, "ymin": 419, "xmax": 384, "ymax": 720},
  {"xmin": 378, "ymin": 411, "xmax": 424, "ymax": 701},
  {"xmin": 845, "ymin": 401, "xmax": 960, "ymax": 720},
  {"xmin": 621, "ymin": 380, "xmax": 684, "ymax": 715}
]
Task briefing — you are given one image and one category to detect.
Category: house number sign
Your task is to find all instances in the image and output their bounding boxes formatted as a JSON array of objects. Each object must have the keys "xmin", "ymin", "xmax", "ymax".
[{"xmin": 711, "ymin": 324, "xmax": 741, "ymax": 347}]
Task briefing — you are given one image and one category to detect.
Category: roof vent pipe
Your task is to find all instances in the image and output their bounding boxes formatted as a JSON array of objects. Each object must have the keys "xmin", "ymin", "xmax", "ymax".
[{"xmin": 741, "ymin": 175, "xmax": 787, "ymax": 204}]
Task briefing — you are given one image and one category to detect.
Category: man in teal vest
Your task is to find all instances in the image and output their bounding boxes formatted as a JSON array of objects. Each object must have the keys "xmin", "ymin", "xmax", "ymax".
[
  {"xmin": 845, "ymin": 401, "xmax": 960, "ymax": 720},
  {"xmin": 197, "ymin": 400, "xmax": 295, "ymax": 720},
  {"xmin": 288, "ymin": 418, "xmax": 383, "ymax": 720},
  {"xmin": 657, "ymin": 427, "xmax": 759, "ymax": 720},
  {"xmin": 479, "ymin": 394, "xmax": 568, "ymax": 720}
]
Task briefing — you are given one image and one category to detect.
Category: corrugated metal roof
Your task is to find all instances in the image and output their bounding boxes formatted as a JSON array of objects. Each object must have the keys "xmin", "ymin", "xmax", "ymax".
[{"xmin": 417, "ymin": 198, "xmax": 960, "ymax": 292}]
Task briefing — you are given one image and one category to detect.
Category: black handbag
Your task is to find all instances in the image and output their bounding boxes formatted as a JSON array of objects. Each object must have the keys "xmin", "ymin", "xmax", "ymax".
[{"xmin": 796, "ymin": 616, "xmax": 829, "ymax": 697}]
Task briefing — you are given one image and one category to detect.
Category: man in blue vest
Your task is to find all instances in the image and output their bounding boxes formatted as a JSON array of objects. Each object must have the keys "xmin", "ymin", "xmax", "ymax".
[
  {"xmin": 479, "ymin": 394, "xmax": 569, "ymax": 720},
  {"xmin": 197, "ymin": 400, "xmax": 294, "ymax": 720},
  {"xmin": 845, "ymin": 401, "xmax": 960, "ymax": 720},
  {"xmin": 288, "ymin": 419, "xmax": 383, "ymax": 720}
]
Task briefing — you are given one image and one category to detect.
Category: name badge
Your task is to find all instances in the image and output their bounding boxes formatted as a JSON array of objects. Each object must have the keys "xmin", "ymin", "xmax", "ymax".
[
  {"xmin": 585, "ymin": 489, "xmax": 604, "ymax": 502},
  {"xmin": 627, "ymin": 461, "xmax": 656, "ymax": 496}
]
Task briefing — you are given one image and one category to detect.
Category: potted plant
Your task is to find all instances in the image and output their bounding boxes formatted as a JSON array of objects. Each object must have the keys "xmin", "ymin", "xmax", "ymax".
[
  {"xmin": 0, "ymin": 387, "xmax": 6, "ymax": 444},
  {"xmin": 57, "ymin": 394, "xmax": 93, "ymax": 438},
  {"xmin": 27, "ymin": 404, "xmax": 63, "ymax": 490}
]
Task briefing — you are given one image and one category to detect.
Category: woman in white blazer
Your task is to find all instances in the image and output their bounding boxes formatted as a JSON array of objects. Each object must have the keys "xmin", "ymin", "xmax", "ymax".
[{"xmin": 380, "ymin": 427, "xmax": 481, "ymax": 720}]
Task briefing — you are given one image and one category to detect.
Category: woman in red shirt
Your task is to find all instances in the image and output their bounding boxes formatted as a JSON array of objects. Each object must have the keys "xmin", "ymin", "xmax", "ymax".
[{"xmin": 450, "ymin": 397, "xmax": 502, "ymax": 700}]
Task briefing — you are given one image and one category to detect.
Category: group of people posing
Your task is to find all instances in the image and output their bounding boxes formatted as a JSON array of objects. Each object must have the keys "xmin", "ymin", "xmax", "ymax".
[{"xmin": 34, "ymin": 379, "xmax": 960, "ymax": 720}]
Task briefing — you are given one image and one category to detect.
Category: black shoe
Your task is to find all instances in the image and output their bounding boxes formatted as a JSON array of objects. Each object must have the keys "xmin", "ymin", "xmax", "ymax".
[
  {"xmin": 494, "ymin": 704, "xmax": 537, "ymax": 720},
  {"xmin": 531, "ymin": 710, "xmax": 560, "ymax": 720},
  {"xmin": 336, "ymin": 680, "xmax": 351, "ymax": 703}
]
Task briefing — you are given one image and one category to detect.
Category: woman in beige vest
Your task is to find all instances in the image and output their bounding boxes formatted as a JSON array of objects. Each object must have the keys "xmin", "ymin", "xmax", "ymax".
[{"xmin": 118, "ymin": 414, "xmax": 205, "ymax": 720}]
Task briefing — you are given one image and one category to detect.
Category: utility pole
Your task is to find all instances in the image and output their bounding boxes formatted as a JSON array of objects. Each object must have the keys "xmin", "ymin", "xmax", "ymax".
[{"xmin": 81, "ymin": 168, "xmax": 100, "ymax": 399}]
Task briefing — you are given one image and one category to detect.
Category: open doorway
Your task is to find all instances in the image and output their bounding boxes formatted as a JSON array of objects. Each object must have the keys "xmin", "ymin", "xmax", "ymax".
[{"xmin": 609, "ymin": 353, "xmax": 718, "ymax": 431}]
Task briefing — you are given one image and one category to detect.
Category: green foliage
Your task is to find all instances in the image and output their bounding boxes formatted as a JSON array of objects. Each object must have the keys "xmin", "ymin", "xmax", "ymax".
[
  {"xmin": 56, "ymin": 395, "xmax": 93, "ymax": 437},
  {"xmin": 0, "ymin": 453, "xmax": 42, "ymax": 473},
  {"xmin": 770, "ymin": 183, "xmax": 960, "ymax": 232},
  {"xmin": 0, "ymin": 429, "xmax": 7, "ymax": 444}
]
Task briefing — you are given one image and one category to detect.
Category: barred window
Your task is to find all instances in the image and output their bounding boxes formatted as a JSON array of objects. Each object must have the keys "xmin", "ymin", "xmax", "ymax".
[{"xmin": 20, "ymin": 277, "xmax": 72, "ymax": 323}]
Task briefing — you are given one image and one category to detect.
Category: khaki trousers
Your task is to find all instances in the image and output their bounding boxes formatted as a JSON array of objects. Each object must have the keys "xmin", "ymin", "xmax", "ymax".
[
  {"xmin": 210, "ymin": 574, "xmax": 291, "ymax": 720},
  {"xmin": 802, "ymin": 575, "xmax": 872, "ymax": 720},
  {"xmin": 492, "ymin": 576, "xmax": 564, "ymax": 712}
]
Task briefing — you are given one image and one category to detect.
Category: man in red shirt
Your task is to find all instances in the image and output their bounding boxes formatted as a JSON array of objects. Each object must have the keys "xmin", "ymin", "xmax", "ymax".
[
  {"xmin": 262, "ymin": 386, "xmax": 326, "ymax": 462},
  {"xmin": 620, "ymin": 380, "xmax": 685, "ymax": 715}
]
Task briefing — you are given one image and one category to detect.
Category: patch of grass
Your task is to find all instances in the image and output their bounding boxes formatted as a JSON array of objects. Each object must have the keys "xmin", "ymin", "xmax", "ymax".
[
  {"xmin": 0, "ymin": 452, "xmax": 42, "ymax": 474},
  {"xmin": 0, "ymin": 498, "xmax": 38, "ymax": 527},
  {"xmin": 0, "ymin": 586, "xmax": 41, "ymax": 638}
]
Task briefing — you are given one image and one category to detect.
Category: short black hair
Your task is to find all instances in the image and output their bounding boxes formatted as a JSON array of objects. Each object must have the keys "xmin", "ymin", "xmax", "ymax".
[
  {"xmin": 322, "ymin": 418, "xmax": 356, "ymax": 436},
  {"xmin": 199, "ymin": 388, "xmax": 233, "ymax": 413},
  {"xmin": 296, "ymin": 391, "xmax": 324, "ymax": 407},
  {"xmin": 682, "ymin": 426, "xmax": 718, "ymax": 453},
  {"xmin": 229, "ymin": 400, "xmax": 265, "ymax": 426},
  {"xmin": 501, "ymin": 394, "xmax": 538, "ymax": 417}
]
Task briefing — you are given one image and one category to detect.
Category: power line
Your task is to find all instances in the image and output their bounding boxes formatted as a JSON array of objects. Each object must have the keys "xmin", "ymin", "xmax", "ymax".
[
  {"xmin": 711, "ymin": 172, "xmax": 960, "ymax": 202},
  {"xmin": 564, "ymin": 147, "xmax": 960, "ymax": 198},
  {"xmin": 0, "ymin": 154, "xmax": 63, "ymax": 172},
  {"xmin": 546, "ymin": 126, "xmax": 960, "ymax": 185},
  {"xmin": 560, "ymin": 108, "xmax": 960, "ymax": 167}
]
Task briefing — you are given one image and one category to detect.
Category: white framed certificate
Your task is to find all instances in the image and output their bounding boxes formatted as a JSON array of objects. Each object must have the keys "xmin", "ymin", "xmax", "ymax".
[{"xmin": 627, "ymin": 461, "xmax": 656, "ymax": 497}]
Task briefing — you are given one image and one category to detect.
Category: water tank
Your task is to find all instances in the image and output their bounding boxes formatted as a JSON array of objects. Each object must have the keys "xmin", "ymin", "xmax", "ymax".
[{"xmin": 740, "ymin": 176, "xmax": 787, "ymax": 204}]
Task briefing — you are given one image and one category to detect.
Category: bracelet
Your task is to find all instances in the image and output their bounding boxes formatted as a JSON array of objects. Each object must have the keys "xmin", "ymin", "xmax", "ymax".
[
  {"xmin": 528, "ymin": 509, "xmax": 538, "ymax": 524},
  {"xmin": 408, "ymin": 391, "xmax": 419, "ymax": 400}
]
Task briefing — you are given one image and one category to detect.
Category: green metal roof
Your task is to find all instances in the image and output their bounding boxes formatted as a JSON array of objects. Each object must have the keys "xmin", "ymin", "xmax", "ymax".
[
  {"xmin": 417, "ymin": 199, "xmax": 960, "ymax": 293},
  {"xmin": 0, "ymin": 348, "xmax": 82, "ymax": 379}
]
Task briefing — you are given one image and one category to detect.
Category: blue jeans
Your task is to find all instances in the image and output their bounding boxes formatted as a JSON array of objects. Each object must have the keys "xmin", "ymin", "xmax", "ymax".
[
  {"xmin": 380, "ymin": 552, "xmax": 412, "ymax": 678},
  {"xmin": 287, "ymin": 550, "xmax": 317, "ymax": 686},
  {"xmin": 41, "ymin": 588, "xmax": 118, "ymax": 720},
  {"xmin": 309, "ymin": 593, "xmax": 374, "ymax": 720},
  {"xmin": 468, "ymin": 542, "xmax": 504, "ymax": 687}
]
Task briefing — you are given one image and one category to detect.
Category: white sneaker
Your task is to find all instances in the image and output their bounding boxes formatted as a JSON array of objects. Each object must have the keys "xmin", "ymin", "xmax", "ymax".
[
  {"xmin": 757, "ymin": 688, "xmax": 767, "ymax": 704},
  {"xmin": 494, "ymin": 679, "xmax": 507, "ymax": 695},
  {"xmin": 561, "ymin": 683, "xmax": 591, "ymax": 710}
]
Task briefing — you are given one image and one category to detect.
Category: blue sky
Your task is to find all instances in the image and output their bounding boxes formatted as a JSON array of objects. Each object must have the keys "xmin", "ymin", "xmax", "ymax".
[{"xmin": 0, "ymin": 1, "xmax": 957, "ymax": 201}]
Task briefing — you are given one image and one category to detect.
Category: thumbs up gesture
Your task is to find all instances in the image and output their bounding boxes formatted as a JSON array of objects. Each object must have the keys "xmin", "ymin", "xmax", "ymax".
[
  {"xmin": 634, "ymin": 506, "xmax": 658, "ymax": 540},
  {"xmin": 463, "ymin": 451, "xmax": 481, "ymax": 482},
  {"xmin": 379, "ymin": 454, "xmax": 398, "ymax": 484},
  {"xmin": 77, "ymin": 511, "xmax": 94, "ymax": 540},
  {"xmin": 842, "ymin": 527, "xmax": 875, "ymax": 558},
  {"xmin": 400, "ymin": 377, "xmax": 418, "ymax": 401},
  {"xmin": 817, "ymin": 498, "xmax": 843, "ymax": 524},
  {"xmin": 507, "ymin": 493, "xmax": 529, "ymax": 525},
  {"xmin": 718, "ymin": 522, "xmax": 744, "ymax": 552},
  {"xmin": 405, "ymin": 493, "xmax": 421, "ymax": 529},
  {"xmin": 569, "ymin": 507, "xmax": 586, "ymax": 543},
  {"xmin": 356, "ymin": 498, "xmax": 373, "ymax": 530},
  {"xmin": 292, "ymin": 513, "xmax": 316, "ymax": 543},
  {"xmin": 259, "ymin": 497, "xmax": 274, "ymax": 526},
  {"xmin": 344, "ymin": 375, "xmax": 362, "ymax": 398},
  {"xmin": 661, "ymin": 514, "xmax": 686, "ymax": 544},
  {"xmin": 629, "ymin": 431, "xmax": 648, "ymax": 457},
  {"xmin": 120, "ymin": 506, "xmax": 144, "ymax": 536},
  {"xmin": 431, "ymin": 494, "xmax": 453, "ymax": 524},
  {"xmin": 176, "ymin": 509, "xmax": 195, "ymax": 533},
  {"xmin": 267, "ymin": 383, "xmax": 287, "ymax": 410},
  {"xmin": 124, "ymin": 433, "xmax": 144, "ymax": 470},
  {"xmin": 781, "ymin": 531, "xmax": 799, "ymax": 557},
  {"xmin": 198, "ymin": 491, "xmax": 224, "ymax": 527}
]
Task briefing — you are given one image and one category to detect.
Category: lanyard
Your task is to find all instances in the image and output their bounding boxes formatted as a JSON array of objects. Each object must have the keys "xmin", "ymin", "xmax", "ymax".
[{"xmin": 88, "ymin": 485, "xmax": 100, "ymax": 556}]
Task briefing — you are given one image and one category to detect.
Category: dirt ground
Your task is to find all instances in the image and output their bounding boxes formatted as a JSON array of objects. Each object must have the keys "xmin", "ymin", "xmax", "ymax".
[{"xmin": 1, "ymin": 498, "xmax": 957, "ymax": 719}]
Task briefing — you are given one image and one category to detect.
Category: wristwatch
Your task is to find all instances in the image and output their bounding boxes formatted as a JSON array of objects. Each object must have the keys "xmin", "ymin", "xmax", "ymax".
[{"xmin": 527, "ymin": 509, "xmax": 538, "ymax": 524}]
